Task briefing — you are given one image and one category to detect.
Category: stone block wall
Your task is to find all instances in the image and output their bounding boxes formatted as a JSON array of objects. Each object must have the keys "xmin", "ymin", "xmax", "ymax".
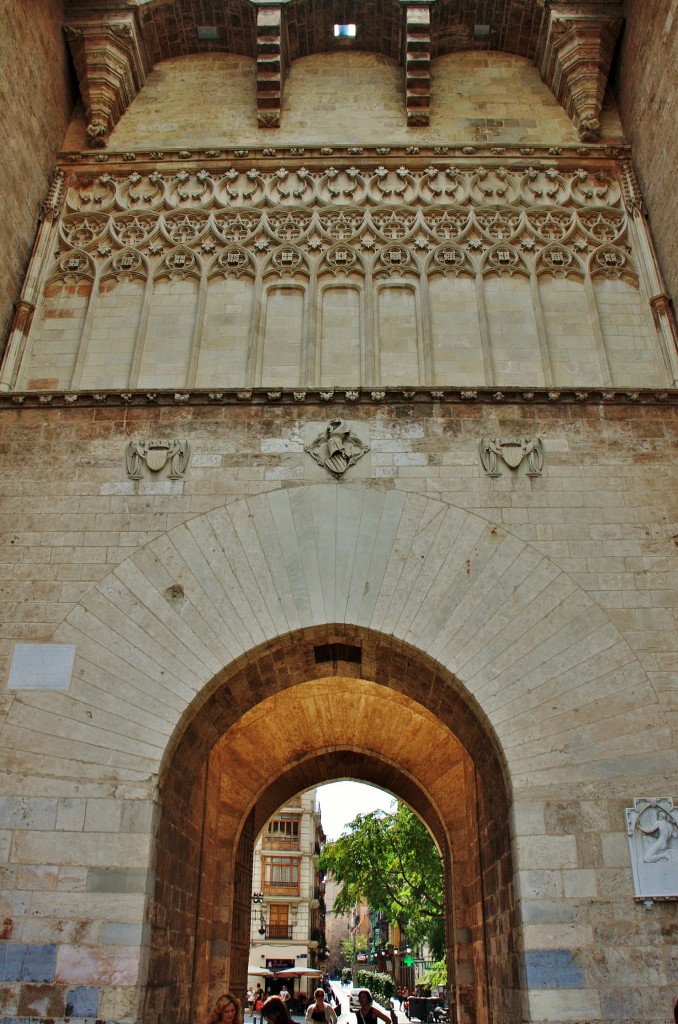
[
  {"xmin": 614, "ymin": 0, "xmax": 678, "ymax": 315},
  {"xmin": 0, "ymin": 392, "xmax": 676, "ymax": 1022},
  {"xmin": 0, "ymin": 393, "xmax": 674, "ymax": 699},
  {"xmin": 1, "ymin": 8, "xmax": 677, "ymax": 1024},
  {"xmin": 61, "ymin": 51, "xmax": 594, "ymax": 152},
  {"xmin": 0, "ymin": 0, "xmax": 72, "ymax": 348}
]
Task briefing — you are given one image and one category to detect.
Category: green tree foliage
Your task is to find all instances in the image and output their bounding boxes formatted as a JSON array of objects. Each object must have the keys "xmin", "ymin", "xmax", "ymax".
[
  {"xmin": 417, "ymin": 958, "xmax": 447, "ymax": 989},
  {"xmin": 319, "ymin": 805, "xmax": 444, "ymax": 957},
  {"xmin": 339, "ymin": 934, "xmax": 368, "ymax": 962}
]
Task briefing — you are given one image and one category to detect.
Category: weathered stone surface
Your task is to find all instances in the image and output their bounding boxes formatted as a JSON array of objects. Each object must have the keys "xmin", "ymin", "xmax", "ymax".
[
  {"xmin": 0, "ymin": 0, "xmax": 72, "ymax": 348},
  {"xmin": 0, "ymin": 6, "xmax": 677, "ymax": 1024},
  {"xmin": 614, "ymin": 0, "xmax": 678, "ymax": 315}
]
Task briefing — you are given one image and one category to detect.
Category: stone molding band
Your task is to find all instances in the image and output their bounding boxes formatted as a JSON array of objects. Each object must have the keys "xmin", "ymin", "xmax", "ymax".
[
  {"xmin": 59, "ymin": 142, "xmax": 633, "ymax": 169},
  {"xmin": 0, "ymin": 386, "xmax": 674, "ymax": 409}
]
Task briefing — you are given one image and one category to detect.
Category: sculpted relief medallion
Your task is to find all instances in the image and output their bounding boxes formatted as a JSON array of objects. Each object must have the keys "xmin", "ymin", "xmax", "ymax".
[{"xmin": 304, "ymin": 419, "xmax": 369, "ymax": 478}]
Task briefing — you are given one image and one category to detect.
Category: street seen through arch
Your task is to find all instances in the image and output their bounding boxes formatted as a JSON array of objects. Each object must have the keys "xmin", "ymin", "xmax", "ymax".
[{"xmin": 246, "ymin": 782, "xmax": 448, "ymax": 1024}]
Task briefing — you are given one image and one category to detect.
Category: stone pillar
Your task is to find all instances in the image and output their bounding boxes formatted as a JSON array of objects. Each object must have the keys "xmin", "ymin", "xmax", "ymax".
[
  {"xmin": 64, "ymin": 12, "xmax": 150, "ymax": 147},
  {"xmin": 0, "ymin": 171, "xmax": 65, "ymax": 391},
  {"xmin": 400, "ymin": 0, "xmax": 435, "ymax": 127},
  {"xmin": 538, "ymin": 1, "xmax": 623, "ymax": 141},
  {"xmin": 620, "ymin": 161, "xmax": 678, "ymax": 385}
]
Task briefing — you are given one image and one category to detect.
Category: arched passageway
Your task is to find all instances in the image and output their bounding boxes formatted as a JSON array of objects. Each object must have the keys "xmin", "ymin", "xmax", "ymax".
[
  {"xmin": 25, "ymin": 482, "xmax": 665, "ymax": 1024},
  {"xmin": 144, "ymin": 629, "xmax": 520, "ymax": 1024}
]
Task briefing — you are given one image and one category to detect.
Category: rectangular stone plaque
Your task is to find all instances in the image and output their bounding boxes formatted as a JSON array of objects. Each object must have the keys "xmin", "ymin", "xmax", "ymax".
[
  {"xmin": 625, "ymin": 797, "xmax": 678, "ymax": 903},
  {"xmin": 7, "ymin": 643, "xmax": 76, "ymax": 692}
]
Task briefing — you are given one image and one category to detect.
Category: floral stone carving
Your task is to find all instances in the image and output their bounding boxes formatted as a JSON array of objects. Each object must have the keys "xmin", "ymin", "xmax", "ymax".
[
  {"xmin": 126, "ymin": 439, "xmax": 190, "ymax": 479},
  {"xmin": 304, "ymin": 419, "xmax": 369, "ymax": 478}
]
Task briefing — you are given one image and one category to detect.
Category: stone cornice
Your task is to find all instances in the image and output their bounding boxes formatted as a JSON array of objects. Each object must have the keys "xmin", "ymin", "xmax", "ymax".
[
  {"xmin": 57, "ymin": 140, "xmax": 631, "ymax": 174},
  {"xmin": 0, "ymin": 387, "xmax": 674, "ymax": 410}
]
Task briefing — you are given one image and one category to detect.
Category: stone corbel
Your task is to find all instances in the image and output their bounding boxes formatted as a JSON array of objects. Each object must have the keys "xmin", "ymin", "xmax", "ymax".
[
  {"xmin": 251, "ymin": 0, "xmax": 291, "ymax": 128},
  {"xmin": 64, "ymin": 12, "xmax": 150, "ymax": 148},
  {"xmin": 538, "ymin": 2, "xmax": 623, "ymax": 142},
  {"xmin": 400, "ymin": 0, "xmax": 435, "ymax": 127}
]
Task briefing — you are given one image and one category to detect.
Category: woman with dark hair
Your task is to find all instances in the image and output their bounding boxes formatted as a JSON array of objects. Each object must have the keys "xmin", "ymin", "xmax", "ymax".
[
  {"xmin": 306, "ymin": 988, "xmax": 338, "ymax": 1024},
  {"xmin": 262, "ymin": 995, "xmax": 295, "ymax": 1024},
  {"xmin": 208, "ymin": 993, "xmax": 243, "ymax": 1024},
  {"xmin": 355, "ymin": 990, "xmax": 390, "ymax": 1024}
]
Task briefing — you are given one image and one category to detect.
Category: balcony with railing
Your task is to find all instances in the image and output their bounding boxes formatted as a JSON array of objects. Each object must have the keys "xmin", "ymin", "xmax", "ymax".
[
  {"xmin": 262, "ymin": 881, "xmax": 301, "ymax": 897},
  {"xmin": 262, "ymin": 834, "xmax": 301, "ymax": 852},
  {"xmin": 265, "ymin": 923, "xmax": 293, "ymax": 940}
]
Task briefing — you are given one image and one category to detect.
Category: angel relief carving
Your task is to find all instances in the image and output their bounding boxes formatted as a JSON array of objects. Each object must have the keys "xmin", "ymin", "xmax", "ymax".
[
  {"xmin": 126, "ymin": 439, "xmax": 190, "ymax": 479},
  {"xmin": 479, "ymin": 437, "xmax": 544, "ymax": 477}
]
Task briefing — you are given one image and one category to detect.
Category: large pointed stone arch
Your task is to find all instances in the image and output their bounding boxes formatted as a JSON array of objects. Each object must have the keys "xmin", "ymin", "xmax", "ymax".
[
  {"xmin": 56, "ymin": 483, "xmax": 667, "ymax": 792},
  {"xmin": 3, "ymin": 484, "xmax": 673, "ymax": 1024},
  {"xmin": 147, "ymin": 633, "xmax": 516, "ymax": 1024}
]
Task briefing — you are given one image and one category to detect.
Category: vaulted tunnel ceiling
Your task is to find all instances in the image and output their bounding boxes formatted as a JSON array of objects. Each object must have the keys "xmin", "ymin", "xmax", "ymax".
[{"xmin": 68, "ymin": 0, "xmax": 553, "ymax": 64}]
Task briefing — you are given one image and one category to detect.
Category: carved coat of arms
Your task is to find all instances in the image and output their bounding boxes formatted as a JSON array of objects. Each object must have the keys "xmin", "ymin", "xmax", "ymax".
[
  {"xmin": 126, "ymin": 439, "xmax": 190, "ymax": 479},
  {"xmin": 479, "ymin": 436, "xmax": 544, "ymax": 476},
  {"xmin": 305, "ymin": 419, "xmax": 369, "ymax": 478}
]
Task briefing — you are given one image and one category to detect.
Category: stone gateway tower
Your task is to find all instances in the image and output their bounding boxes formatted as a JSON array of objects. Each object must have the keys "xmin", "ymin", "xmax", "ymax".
[{"xmin": 0, "ymin": 3, "xmax": 676, "ymax": 1024}]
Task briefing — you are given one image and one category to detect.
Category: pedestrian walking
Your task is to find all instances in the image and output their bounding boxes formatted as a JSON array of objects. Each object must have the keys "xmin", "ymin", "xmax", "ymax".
[
  {"xmin": 253, "ymin": 988, "xmax": 265, "ymax": 1023},
  {"xmin": 262, "ymin": 996, "xmax": 295, "ymax": 1024},
  {"xmin": 354, "ymin": 990, "xmax": 390, "ymax": 1024},
  {"xmin": 208, "ymin": 993, "xmax": 243, "ymax": 1024},
  {"xmin": 306, "ymin": 988, "xmax": 338, "ymax": 1024}
]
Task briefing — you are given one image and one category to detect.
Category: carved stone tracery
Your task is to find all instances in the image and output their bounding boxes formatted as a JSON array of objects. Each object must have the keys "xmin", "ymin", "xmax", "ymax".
[
  {"xmin": 7, "ymin": 154, "xmax": 675, "ymax": 392},
  {"xmin": 57, "ymin": 166, "xmax": 631, "ymax": 286}
]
